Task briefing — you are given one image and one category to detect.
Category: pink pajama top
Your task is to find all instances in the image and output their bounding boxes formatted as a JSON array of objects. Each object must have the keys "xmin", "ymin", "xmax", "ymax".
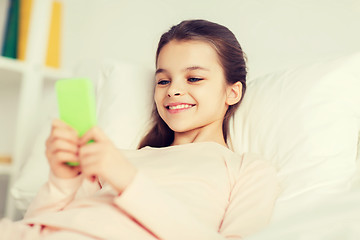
[{"xmin": 22, "ymin": 142, "xmax": 280, "ymax": 239}]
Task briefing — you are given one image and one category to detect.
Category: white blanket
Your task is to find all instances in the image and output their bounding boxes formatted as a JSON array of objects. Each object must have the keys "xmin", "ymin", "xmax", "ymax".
[{"xmin": 246, "ymin": 184, "xmax": 360, "ymax": 240}]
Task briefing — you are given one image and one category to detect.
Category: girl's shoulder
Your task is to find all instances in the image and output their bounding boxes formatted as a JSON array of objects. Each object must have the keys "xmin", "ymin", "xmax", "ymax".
[{"xmin": 237, "ymin": 152, "xmax": 279, "ymax": 182}]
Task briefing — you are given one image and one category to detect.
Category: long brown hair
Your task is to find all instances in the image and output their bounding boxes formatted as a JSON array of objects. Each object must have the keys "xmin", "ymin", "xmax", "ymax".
[{"xmin": 138, "ymin": 19, "xmax": 247, "ymax": 149}]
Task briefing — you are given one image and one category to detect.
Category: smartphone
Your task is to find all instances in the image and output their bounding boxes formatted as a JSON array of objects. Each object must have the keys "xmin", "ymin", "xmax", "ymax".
[{"xmin": 55, "ymin": 78, "xmax": 97, "ymax": 166}]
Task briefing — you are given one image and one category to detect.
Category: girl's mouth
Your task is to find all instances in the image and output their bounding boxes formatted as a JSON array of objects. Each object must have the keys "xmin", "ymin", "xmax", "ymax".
[
  {"xmin": 165, "ymin": 103, "xmax": 196, "ymax": 113},
  {"xmin": 166, "ymin": 104, "xmax": 195, "ymax": 110}
]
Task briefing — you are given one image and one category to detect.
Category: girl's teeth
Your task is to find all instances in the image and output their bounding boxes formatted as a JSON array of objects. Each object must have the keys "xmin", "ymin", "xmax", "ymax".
[{"xmin": 169, "ymin": 104, "xmax": 192, "ymax": 110}]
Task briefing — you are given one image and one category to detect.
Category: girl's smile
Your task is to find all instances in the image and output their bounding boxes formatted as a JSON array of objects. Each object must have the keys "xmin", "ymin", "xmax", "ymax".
[{"xmin": 165, "ymin": 102, "xmax": 196, "ymax": 113}]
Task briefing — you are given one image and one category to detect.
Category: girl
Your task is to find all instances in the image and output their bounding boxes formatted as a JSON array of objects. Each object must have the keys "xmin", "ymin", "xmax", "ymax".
[{"xmin": 0, "ymin": 19, "xmax": 280, "ymax": 239}]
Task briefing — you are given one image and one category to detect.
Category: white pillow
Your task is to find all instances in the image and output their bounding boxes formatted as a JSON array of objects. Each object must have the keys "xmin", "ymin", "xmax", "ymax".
[
  {"xmin": 232, "ymin": 51, "xmax": 360, "ymax": 201},
  {"xmin": 95, "ymin": 61, "xmax": 153, "ymax": 149}
]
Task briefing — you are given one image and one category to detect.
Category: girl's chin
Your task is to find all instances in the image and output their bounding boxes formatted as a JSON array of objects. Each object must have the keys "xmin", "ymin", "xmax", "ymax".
[
  {"xmin": 170, "ymin": 128, "xmax": 191, "ymax": 133},
  {"xmin": 168, "ymin": 125, "xmax": 194, "ymax": 134}
]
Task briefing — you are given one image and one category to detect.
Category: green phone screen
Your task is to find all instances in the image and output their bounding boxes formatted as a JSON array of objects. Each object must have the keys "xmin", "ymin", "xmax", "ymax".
[{"xmin": 55, "ymin": 78, "xmax": 97, "ymax": 166}]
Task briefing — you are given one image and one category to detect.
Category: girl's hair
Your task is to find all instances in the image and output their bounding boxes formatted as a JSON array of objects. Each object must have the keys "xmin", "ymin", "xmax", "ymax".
[{"xmin": 138, "ymin": 19, "xmax": 247, "ymax": 149}]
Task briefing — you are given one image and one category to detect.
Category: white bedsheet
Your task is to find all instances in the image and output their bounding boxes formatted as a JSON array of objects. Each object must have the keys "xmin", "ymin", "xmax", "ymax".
[{"xmin": 246, "ymin": 184, "xmax": 360, "ymax": 240}]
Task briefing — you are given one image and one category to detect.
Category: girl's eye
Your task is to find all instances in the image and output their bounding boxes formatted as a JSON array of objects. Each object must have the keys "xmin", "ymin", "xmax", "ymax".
[
  {"xmin": 157, "ymin": 80, "xmax": 170, "ymax": 85},
  {"xmin": 188, "ymin": 77, "xmax": 203, "ymax": 83}
]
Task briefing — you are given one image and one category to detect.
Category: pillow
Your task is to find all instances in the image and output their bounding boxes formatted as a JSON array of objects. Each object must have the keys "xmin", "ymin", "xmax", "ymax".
[
  {"xmin": 231, "ymin": 51, "xmax": 360, "ymax": 202},
  {"xmin": 95, "ymin": 61, "xmax": 153, "ymax": 149}
]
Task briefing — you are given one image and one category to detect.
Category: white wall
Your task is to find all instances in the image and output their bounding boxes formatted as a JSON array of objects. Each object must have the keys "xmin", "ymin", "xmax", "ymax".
[{"xmin": 60, "ymin": 0, "xmax": 360, "ymax": 79}]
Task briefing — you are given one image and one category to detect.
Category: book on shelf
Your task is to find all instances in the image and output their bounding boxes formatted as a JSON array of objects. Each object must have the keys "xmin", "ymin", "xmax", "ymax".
[
  {"xmin": 0, "ymin": 0, "xmax": 62, "ymax": 68},
  {"xmin": 0, "ymin": 0, "xmax": 10, "ymax": 51},
  {"xmin": 0, "ymin": 155, "xmax": 12, "ymax": 164},
  {"xmin": 45, "ymin": 0, "xmax": 62, "ymax": 68},
  {"xmin": 17, "ymin": 0, "xmax": 33, "ymax": 61},
  {"xmin": 1, "ymin": 0, "xmax": 19, "ymax": 59}
]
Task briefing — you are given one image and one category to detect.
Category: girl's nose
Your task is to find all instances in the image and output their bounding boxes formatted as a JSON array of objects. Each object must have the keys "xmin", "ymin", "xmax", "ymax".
[
  {"xmin": 167, "ymin": 82, "xmax": 184, "ymax": 97},
  {"xmin": 167, "ymin": 92, "xmax": 181, "ymax": 97}
]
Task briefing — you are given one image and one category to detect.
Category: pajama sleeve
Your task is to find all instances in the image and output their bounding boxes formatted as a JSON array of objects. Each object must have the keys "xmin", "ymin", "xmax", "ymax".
[
  {"xmin": 113, "ymin": 154, "xmax": 280, "ymax": 240},
  {"xmin": 24, "ymin": 173, "xmax": 100, "ymax": 219},
  {"xmin": 218, "ymin": 156, "xmax": 281, "ymax": 239}
]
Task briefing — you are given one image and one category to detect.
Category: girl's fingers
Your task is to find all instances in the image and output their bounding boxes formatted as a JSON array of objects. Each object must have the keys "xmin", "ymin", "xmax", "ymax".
[
  {"xmin": 50, "ymin": 128, "xmax": 79, "ymax": 145},
  {"xmin": 79, "ymin": 155, "xmax": 99, "ymax": 182},
  {"xmin": 53, "ymin": 151, "xmax": 78, "ymax": 164},
  {"xmin": 52, "ymin": 119, "xmax": 75, "ymax": 131},
  {"xmin": 78, "ymin": 143, "xmax": 101, "ymax": 160},
  {"xmin": 72, "ymin": 166, "xmax": 82, "ymax": 174},
  {"xmin": 79, "ymin": 127, "xmax": 108, "ymax": 145},
  {"xmin": 51, "ymin": 119, "xmax": 78, "ymax": 140},
  {"xmin": 80, "ymin": 154, "xmax": 97, "ymax": 169},
  {"xmin": 48, "ymin": 138, "xmax": 79, "ymax": 155}
]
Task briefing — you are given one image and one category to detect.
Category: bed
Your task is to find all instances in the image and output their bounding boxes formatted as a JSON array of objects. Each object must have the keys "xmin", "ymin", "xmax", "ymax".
[{"xmin": 10, "ymin": 51, "xmax": 360, "ymax": 239}]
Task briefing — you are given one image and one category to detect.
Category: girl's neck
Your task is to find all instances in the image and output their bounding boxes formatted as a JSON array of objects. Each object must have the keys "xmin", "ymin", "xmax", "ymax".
[{"xmin": 171, "ymin": 121, "xmax": 227, "ymax": 148}]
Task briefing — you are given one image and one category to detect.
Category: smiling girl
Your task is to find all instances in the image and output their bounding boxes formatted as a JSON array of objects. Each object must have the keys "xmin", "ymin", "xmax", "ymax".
[{"xmin": 0, "ymin": 19, "xmax": 280, "ymax": 240}]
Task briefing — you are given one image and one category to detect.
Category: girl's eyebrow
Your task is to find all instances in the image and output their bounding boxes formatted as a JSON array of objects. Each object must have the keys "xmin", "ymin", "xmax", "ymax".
[
  {"xmin": 184, "ymin": 66, "xmax": 210, "ymax": 72},
  {"xmin": 155, "ymin": 68, "xmax": 167, "ymax": 75},
  {"xmin": 155, "ymin": 66, "xmax": 210, "ymax": 75}
]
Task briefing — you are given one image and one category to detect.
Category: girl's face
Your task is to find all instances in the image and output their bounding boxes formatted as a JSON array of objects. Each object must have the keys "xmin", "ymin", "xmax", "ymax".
[{"xmin": 155, "ymin": 40, "xmax": 234, "ymax": 135}]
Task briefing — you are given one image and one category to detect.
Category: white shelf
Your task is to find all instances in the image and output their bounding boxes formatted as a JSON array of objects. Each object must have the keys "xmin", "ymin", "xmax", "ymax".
[
  {"xmin": 43, "ymin": 66, "xmax": 72, "ymax": 81},
  {"xmin": 0, "ymin": 56, "xmax": 71, "ymax": 82},
  {"xmin": 0, "ymin": 164, "xmax": 11, "ymax": 175},
  {"xmin": 0, "ymin": 57, "xmax": 27, "ymax": 73}
]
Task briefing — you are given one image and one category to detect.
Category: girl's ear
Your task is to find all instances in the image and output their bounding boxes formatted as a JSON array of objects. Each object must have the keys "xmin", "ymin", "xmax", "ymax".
[{"xmin": 225, "ymin": 81, "xmax": 242, "ymax": 106}]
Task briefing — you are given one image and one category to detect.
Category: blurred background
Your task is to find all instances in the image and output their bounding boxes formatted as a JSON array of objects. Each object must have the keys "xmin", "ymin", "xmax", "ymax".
[
  {"xmin": 61, "ymin": 0, "xmax": 360, "ymax": 78},
  {"xmin": 0, "ymin": 0, "xmax": 360, "ymax": 219}
]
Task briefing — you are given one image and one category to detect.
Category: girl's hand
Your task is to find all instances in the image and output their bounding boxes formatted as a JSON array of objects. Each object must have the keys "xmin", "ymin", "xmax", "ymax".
[
  {"xmin": 45, "ymin": 119, "xmax": 81, "ymax": 179},
  {"xmin": 78, "ymin": 126, "xmax": 138, "ymax": 194}
]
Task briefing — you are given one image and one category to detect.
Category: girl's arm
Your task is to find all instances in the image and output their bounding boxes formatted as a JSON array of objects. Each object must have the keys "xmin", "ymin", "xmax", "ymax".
[
  {"xmin": 23, "ymin": 173, "xmax": 101, "ymax": 219},
  {"xmin": 24, "ymin": 172, "xmax": 82, "ymax": 219},
  {"xmin": 113, "ymin": 157, "xmax": 280, "ymax": 240}
]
